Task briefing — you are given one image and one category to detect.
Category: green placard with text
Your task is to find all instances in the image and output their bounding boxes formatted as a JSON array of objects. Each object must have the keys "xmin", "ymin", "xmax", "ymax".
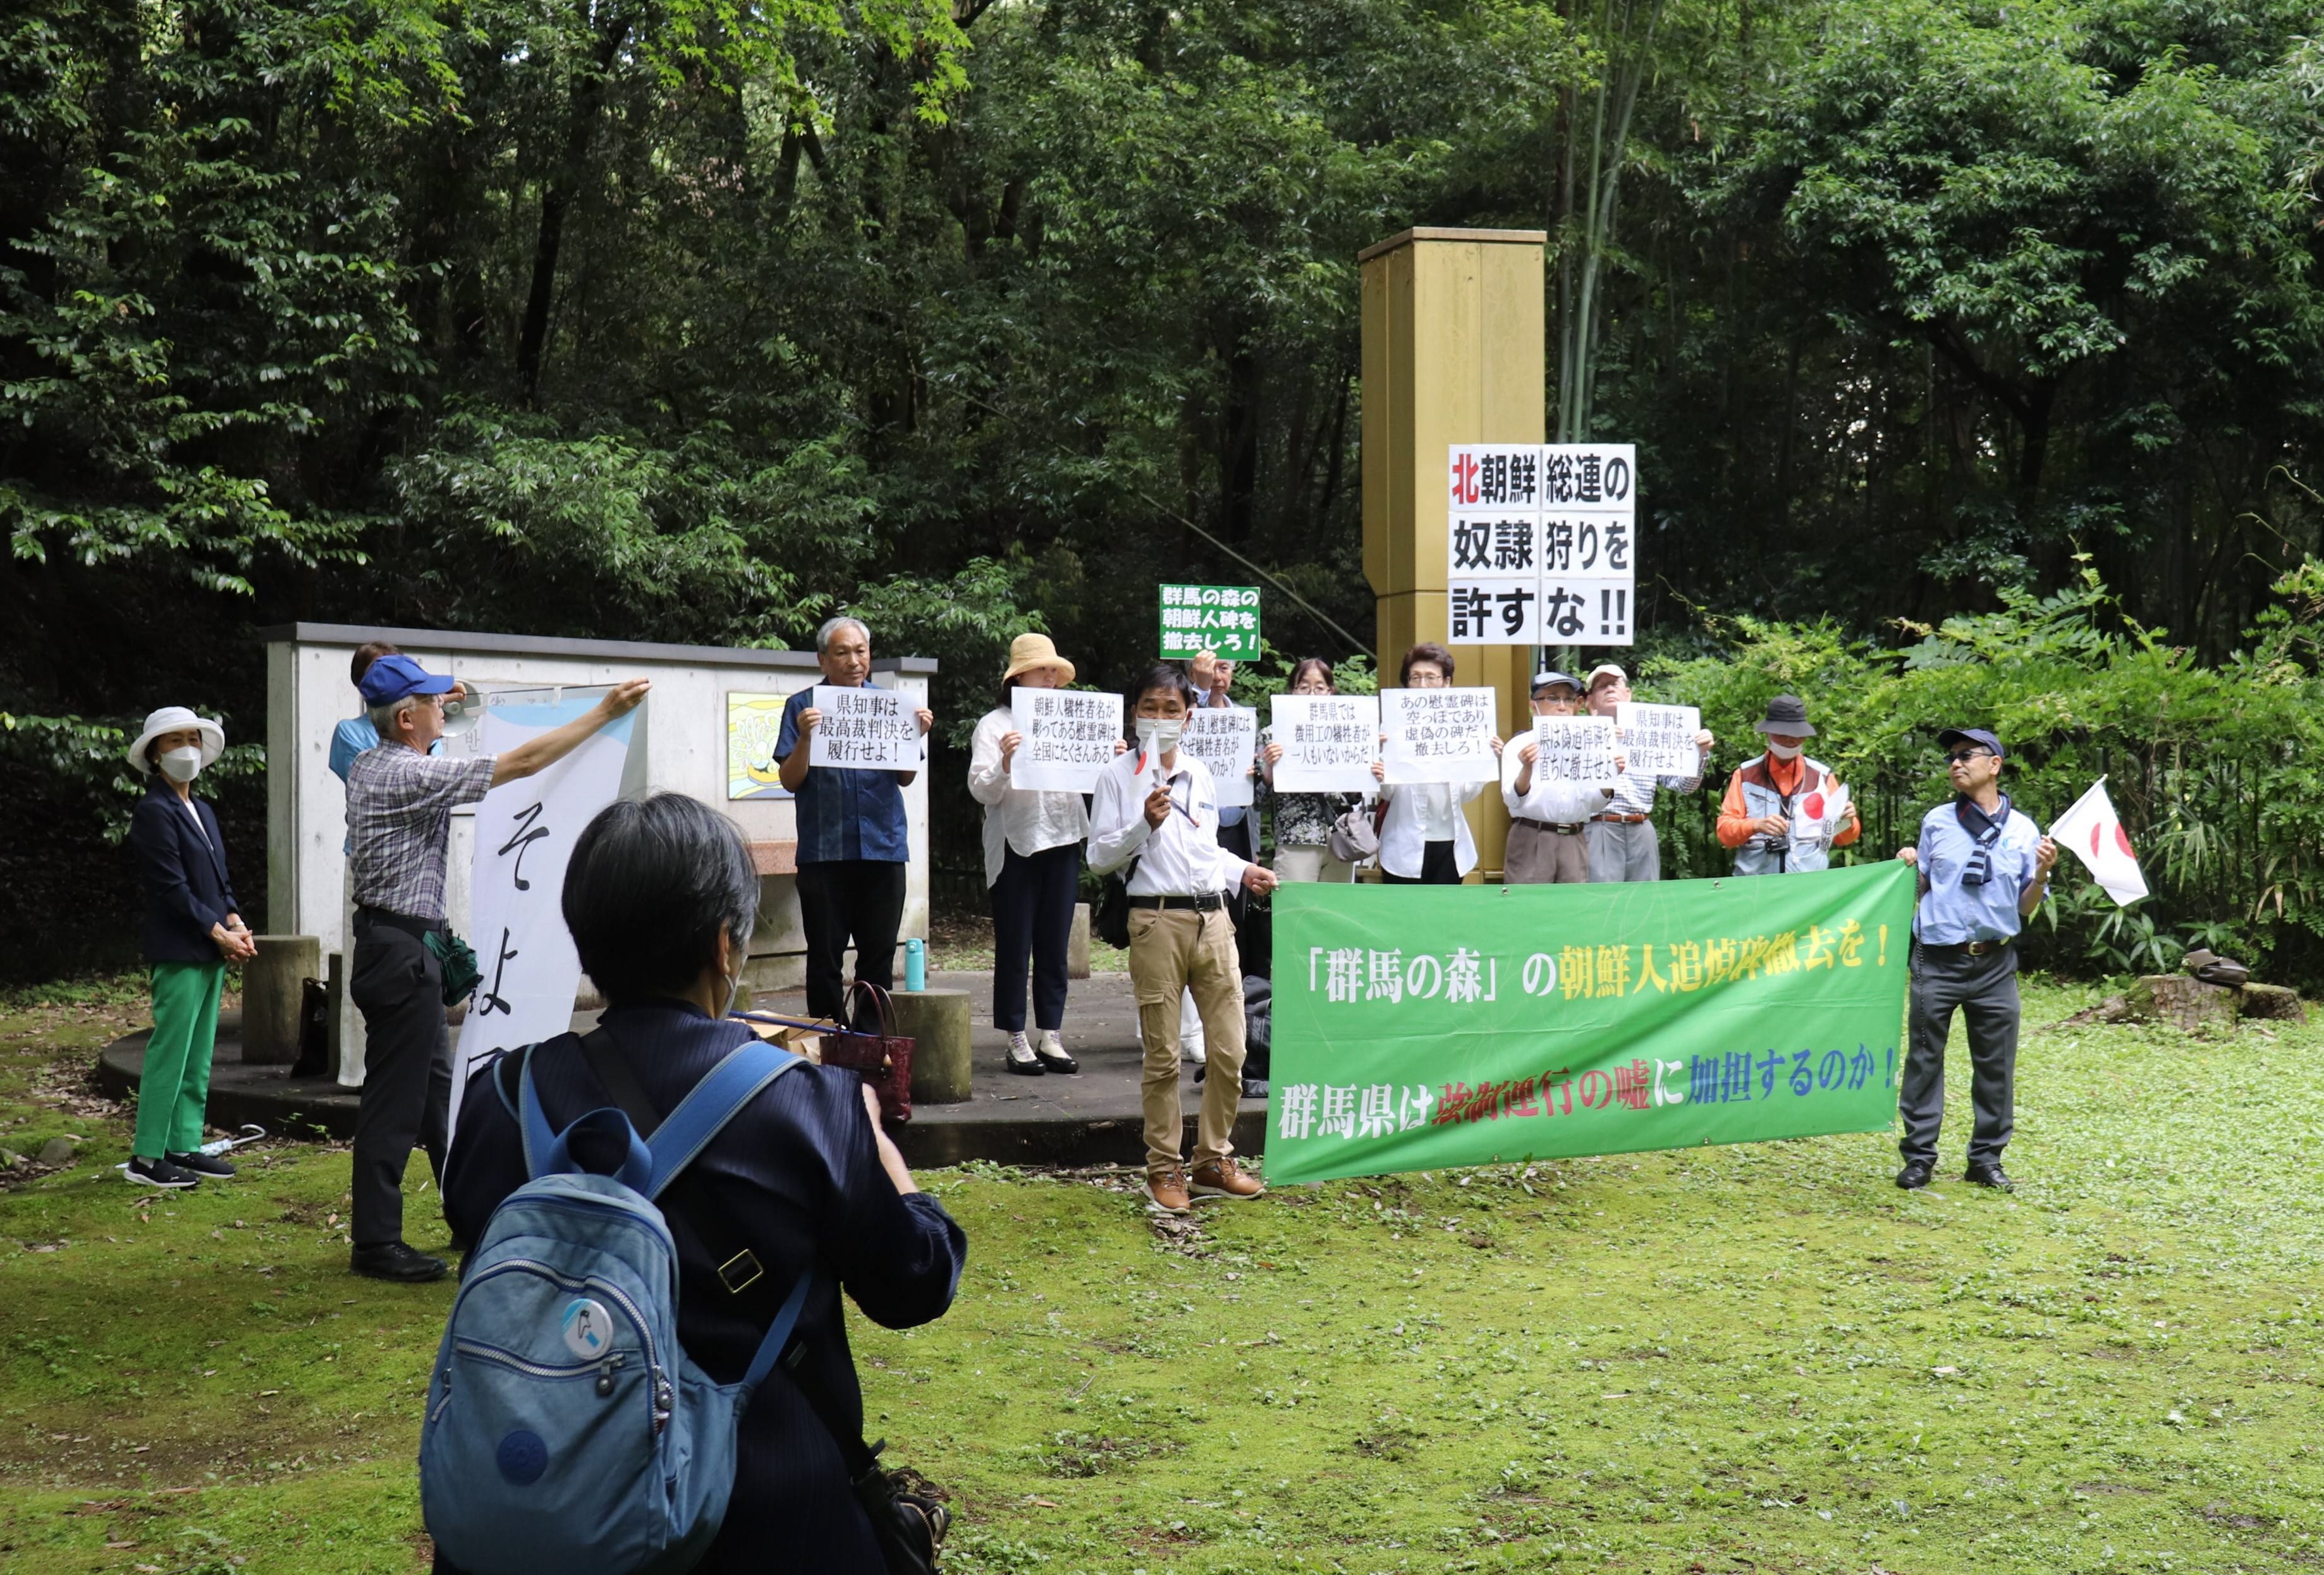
[
  {"xmin": 1266, "ymin": 863, "xmax": 1916, "ymax": 1183},
  {"xmin": 1158, "ymin": 583, "xmax": 1262, "ymax": 661}
]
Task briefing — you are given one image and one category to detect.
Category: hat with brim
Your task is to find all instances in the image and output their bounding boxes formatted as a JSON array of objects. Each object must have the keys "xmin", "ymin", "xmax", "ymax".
[
  {"xmin": 1751, "ymin": 694, "xmax": 1816, "ymax": 738},
  {"xmin": 1002, "ymin": 633, "xmax": 1075, "ymax": 685},
  {"xmin": 1584, "ymin": 663, "xmax": 1627, "ymax": 692},
  {"xmin": 126, "ymin": 706, "xmax": 225, "ymax": 775},
  {"xmin": 1937, "ymin": 726, "xmax": 2006, "ymax": 760},
  {"xmin": 1531, "ymin": 669, "xmax": 1581, "ymax": 696},
  {"xmin": 357, "ymin": 652, "xmax": 458, "ymax": 707}
]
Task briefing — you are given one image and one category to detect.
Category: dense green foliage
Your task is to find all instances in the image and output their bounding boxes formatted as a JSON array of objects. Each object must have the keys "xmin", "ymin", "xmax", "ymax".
[
  {"xmin": 6, "ymin": 977, "xmax": 2324, "ymax": 1570},
  {"xmin": 4, "ymin": 0, "xmax": 2323, "ymax": 977}
]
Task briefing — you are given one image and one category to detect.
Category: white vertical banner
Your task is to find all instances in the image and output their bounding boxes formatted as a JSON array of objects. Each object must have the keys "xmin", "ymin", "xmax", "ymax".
[{"xmin": 451, "ymin": 689, "xmax": 640, "ymax": 1131}]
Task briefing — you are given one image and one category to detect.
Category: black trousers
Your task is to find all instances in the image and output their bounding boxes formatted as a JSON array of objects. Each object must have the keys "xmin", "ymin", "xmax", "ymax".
[
  {"xmin": 989, "ymin": 842, "xmax": 1080, "ymax": 1033},
  {"xmin": 348, "ymin": 915, "xmax": 452, "ymax": 1248},
  {"xmin": 1382, "ymin": 839, "xmax": 1461, "ymax": 885},
  {"xmin": 1899, "ymin": 942, "xmax": 2020, "ymax": 1168},
  {"xmin": 796, "ymin": 859, "xmax": 907, "ymax": 1025}
]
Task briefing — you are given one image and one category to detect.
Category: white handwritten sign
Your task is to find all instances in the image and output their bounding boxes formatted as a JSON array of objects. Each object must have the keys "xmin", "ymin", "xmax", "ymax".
[
  {"xmin": 452, "ymin": 690, "xmax": 638, "ymax": 1134},
  {"xmin": 1380, "ymin": 687, "xmax": 1498, "ymax": 785},
  {"xmin": 1528, "ymin": 714, "xmax": 1619, "ymax": 783},
  {"xmin": 1269, "ymin": 694, "xmax": 1379, "ymax": 794},
  {"xmin": 1615, "ymin": 702, "xmax": 1700, "ymax": 778},
  {"xmin": 810, "ymin": 684, "xmax": 919, "ymax": 771},
  {"xmin": 1182, "ymin": 705, "xmax": 1260, "ymax": 808},
  {"xmin": 1010, "ymin": 689, "xmax": 1121, "ymax": 794}
]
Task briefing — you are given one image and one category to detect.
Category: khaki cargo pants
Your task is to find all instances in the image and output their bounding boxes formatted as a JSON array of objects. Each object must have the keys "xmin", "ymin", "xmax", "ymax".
[{"xmin": 1127, "ymin": 906, "xmax": 1246, "ymax": 1174}]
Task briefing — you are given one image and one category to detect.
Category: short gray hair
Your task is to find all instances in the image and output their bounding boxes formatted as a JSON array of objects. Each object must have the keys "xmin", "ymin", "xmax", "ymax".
[
  {"xmin": 368, "ymin": 695, "xmax": 425, "ymax": 738},
  {"xmin": 816, "ymin": 616, "xmax": 870, "ymax": 655}
]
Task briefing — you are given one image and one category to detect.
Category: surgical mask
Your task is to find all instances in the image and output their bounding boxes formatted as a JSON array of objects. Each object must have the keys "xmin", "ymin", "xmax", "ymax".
[
  {"xmin": 159, "ymin": 746, "xmax": 204, "ymax": 783},
  {"xmin": 1766, "ymin": 741, "xmax": 1803, "ymax": 762},
  {"xmin": 1135, "ymin": 717, "xmax": 1183, "ymax": 754}
]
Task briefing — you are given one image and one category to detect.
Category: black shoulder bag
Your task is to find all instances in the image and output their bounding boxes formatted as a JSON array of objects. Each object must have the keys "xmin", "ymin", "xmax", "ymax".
[{"xmin": 578, "ymin": 1028, "xmax": 949, "ymax": 1574}]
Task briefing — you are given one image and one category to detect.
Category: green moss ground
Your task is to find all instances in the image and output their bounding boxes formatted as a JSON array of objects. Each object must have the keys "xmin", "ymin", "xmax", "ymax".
[{"xmin": 3, "ymin": 975, "xmax": 2318, "ymax": 1573}]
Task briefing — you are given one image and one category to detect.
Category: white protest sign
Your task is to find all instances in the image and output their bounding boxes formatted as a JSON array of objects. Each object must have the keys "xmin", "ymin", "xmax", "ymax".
[
  {"xmin": 1526, "ymin": 714, "xmax": 1619, "ymax": 784},
  {"xmin": 1792, "ymin": 780, "xmax": 1851, "ymax": 847},
  {"xmin": 810, "ymin": 683, "xmax": 919, "ymax": 771},
  {"xmin": 1269, "ymin": 693, "xmax": 1379, "ymax": 794},
  {"xmin": 1010, "ymin": 689, "xmax": 1122, "ymax": 794},
  {"xmin": 452, "ymin": 690, "xmax": 638, "ymax": 1133},
  {"xmin": 1380, "ymin": 687, "xmax": 1498, "ymax": 785},
  {"xmin": 1448, "ymin": 442, "xmax": 1635, "ymax": 646},
  {"xmin": 1615, "ymin": 702, "xmax": 1700, "ymax": 778},
  {"xmin": 1182, "ymin": 705, "xmax": 1259, "ymax": 808}
]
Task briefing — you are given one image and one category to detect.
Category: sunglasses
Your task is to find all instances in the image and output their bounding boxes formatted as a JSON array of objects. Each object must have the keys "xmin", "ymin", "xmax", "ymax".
[{"xmin": 1944, "ymin": 749, "xmax": 1993, "ymax": 765}]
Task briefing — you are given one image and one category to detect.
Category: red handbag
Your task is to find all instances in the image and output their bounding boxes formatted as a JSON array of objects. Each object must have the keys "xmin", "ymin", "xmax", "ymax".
[{"xmin": 736, "ymin": 981, "xmax": 914, "ymax": 1123}]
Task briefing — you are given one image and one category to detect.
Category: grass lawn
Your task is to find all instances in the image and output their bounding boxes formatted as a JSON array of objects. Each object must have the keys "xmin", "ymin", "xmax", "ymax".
[{"xmin": 2, "ymin": 971, "xmax": 2319, "ymax": 1574}]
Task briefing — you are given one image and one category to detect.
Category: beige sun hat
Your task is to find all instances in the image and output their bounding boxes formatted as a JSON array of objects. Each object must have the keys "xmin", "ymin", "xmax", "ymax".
[
  {"xmin": 1002, "ymin": 633, "xmax": 1075, "ymax": 684},
  {"xmin": 125, "ymin": 705, "xmax": 226, "ymax": 775}
]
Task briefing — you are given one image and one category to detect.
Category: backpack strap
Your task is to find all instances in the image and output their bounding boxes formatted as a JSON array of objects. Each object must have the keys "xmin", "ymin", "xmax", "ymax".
[
  {"xmin": 518, "ymin": 1043, "xmax": 654, "ymax": 1192},
  {"xmin": 640, "ymin": 1040, "xmax": 804, "ymax": 1199}
]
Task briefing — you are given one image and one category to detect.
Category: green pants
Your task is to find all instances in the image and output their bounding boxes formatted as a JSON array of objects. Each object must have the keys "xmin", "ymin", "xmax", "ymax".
[{"xmin": 138, "ymin": 961, "xmax": 224, "ymax": 1159}]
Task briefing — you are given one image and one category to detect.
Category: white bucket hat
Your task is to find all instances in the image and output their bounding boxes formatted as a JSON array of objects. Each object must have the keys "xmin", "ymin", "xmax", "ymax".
[{"xmin": 125, "ymin": 706, "xmax": 226, "ymax": 776}]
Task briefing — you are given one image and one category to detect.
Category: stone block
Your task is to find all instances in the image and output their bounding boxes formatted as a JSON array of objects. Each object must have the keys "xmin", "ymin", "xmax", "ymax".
[
  {"xmin": 890, "ymin": 987, "xmax": 972, "ymax": 1105},
  {"xmin": 242, "ymin": 935, "xmax": 321, "ymax": 1064},
  {"xmin": 1069, "ymin": 903, "xmax": 1092, "ymax": 980},
  {"xmin": 2125, "ymin": 974, "xmax": 2237, "ymax": 1031}
]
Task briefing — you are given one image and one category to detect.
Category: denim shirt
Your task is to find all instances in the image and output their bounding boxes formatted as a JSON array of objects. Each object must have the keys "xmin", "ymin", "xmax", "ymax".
[
  {"xmin": 1913, "ymin": 798, "xmax": 2045, "ymax": 944},
  {"xmin": 777, "ymin": 685, "xmax": 912, "ymax": 865}
]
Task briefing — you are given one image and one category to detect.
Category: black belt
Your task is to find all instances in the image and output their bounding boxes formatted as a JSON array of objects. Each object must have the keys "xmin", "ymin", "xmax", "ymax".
[
  {"xmin": 1128, "ymin": 893, "xmax": 1225, "ymax": 913},
  {"xmin": 355, "ymin": 904, "xmax": 445, "ymax": 940},
  {"xmin": 1515, "ymin": 817, "xmax": 1589, "ymax": 836},
  {"xmin": 1919, "ymin": 939, "xmax": 2010, "ymax": 958}
]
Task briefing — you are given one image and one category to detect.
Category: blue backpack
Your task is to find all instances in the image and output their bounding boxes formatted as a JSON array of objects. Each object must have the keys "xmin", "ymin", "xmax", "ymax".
[{"xmin": 420, "ymin": 1039, "xmax": 810, "ymax": 1575}]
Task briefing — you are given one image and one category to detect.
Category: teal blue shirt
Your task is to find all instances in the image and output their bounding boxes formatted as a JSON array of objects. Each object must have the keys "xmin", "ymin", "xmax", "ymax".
[{"xmin": 1913, "ymin": 798, "xmax": 2045, "ymax": 944}]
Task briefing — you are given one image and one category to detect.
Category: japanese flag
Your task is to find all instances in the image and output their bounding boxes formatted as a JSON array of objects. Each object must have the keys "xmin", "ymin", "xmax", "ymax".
[{"xmin": 2049, "ymin": 776, "xmax": 2148, "ymax": 907}]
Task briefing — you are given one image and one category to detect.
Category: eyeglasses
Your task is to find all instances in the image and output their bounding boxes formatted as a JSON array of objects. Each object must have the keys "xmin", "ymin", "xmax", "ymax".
[{"xmin": 1945, "ymin": 749, "xmax": 1993, "ymax": 765}]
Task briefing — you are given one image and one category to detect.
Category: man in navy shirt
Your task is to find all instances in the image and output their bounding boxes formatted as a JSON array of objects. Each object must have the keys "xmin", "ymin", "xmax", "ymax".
[
  {"xmin": 1893, "ymin": 727, "xmax": 2058, "ymax": 1193},
  {"xmin": 777, "ymin": 617, "xmax": 934, "ymax": 1025}
]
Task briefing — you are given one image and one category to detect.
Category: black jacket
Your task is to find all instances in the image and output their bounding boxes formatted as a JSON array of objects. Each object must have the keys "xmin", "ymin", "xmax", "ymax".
[
  {"xmin": 442, "ymin": 1002, "xmax": 968, "ymax": 1575},
  {"xmin": 128, "ymin": 781, "xmax": 239, "ymax": 964}
]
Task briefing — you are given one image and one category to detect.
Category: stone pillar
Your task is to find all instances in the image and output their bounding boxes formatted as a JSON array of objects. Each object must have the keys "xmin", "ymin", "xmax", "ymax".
[
  {"xmin": 890, "ymin": 988, "xmax": 972, "ymax": 1105},
  {"xmin": 243, "ymin": 934, "xmax": 321, "ymax": 1065},
  {"xmin": 1068, "ymin": 903, "xmax": 1092, "ymax": 979},
  {"xmin": 1360, "ymin": 227, "xmax": 1548, "ymax": 880}
]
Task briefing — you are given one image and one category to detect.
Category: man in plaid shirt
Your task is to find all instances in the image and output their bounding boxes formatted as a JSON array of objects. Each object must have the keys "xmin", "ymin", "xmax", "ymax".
[{"xmin": 343, "ymin": 655, "xmax": 649, "ymax": 1282}]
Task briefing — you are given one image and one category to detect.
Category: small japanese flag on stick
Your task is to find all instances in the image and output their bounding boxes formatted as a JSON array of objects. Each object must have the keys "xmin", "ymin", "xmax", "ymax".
[{"xmin": 2049, "ymin": 776, "xmax": 2148, "ymax": 907}]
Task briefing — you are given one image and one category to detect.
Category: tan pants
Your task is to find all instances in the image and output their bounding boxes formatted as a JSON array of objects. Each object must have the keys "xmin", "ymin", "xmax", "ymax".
[
  {"xmin": 1127, "ymin": 906, "xmax": 1247, "ymax": 1172},
  {"xmin": 1274, "ymin": 844, "xmax": 1355, "ymax": 884},
  {"xmin": 1505, "ymin": 820, "xmax": 1592, "ymax": 884}
]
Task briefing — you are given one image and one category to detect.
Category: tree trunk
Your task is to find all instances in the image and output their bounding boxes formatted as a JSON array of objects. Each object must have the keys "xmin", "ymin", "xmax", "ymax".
[{"xmin": 517, "ymin": 14, "xmax": 629, "ymax": 407}]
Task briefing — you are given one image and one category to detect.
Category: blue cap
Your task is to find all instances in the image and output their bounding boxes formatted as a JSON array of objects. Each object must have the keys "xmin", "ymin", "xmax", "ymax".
[
  {"xmin": 358, "ymin": 653, "xmax": 457, "ymax": 707},
  {"xmin": 1937, "ymin": 726, "xmax": 2005, "ymax": 760}
]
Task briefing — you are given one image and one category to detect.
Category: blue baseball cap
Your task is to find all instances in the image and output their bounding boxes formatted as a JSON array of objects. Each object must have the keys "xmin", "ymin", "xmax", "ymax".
[
  {"xmin": 1937, "ymin": 727, "xmax": 2005, "ymax": 760},
  {"xmin": 358, "ymin": 653, "xmax": 457, "ymax": 707}
]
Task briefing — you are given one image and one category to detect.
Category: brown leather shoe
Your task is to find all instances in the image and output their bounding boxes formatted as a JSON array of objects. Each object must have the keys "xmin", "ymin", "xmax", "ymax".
[
  {"xmin": 1189, "ymin": 1157, "xmax": 1264, "ymax": 1200},
  {"xmin": 1143, "ymin": 1167, "xmax": 1192, "ymax": 1215}
]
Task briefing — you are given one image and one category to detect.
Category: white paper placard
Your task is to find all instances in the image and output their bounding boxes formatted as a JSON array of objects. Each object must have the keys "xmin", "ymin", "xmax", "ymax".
[
  {"xmin": 1614, "ymin": 702, "xmax": 1700, "ymax": 778},
  {"xmin": 1182, "ymin": 705, "xmax": 1259, "ymax": 808},
  {"xmin": 1526, "ymin": 714, "xmax": 1620, "ymax": 784},
  {"xmin": 1269, "ymin": 694, "xmax": 1379, "ymax": 794},
  {"xmin": 809, "ymin": 684, "xmax": 919, "ymax": 771},
  {"xmin": 1009, "ymin": 689, "xmax": 1120, "ymax": 794},
  {"xmin": 1380, "ymin": 687, "xmax": 1498, "ymax": 785},
  {"xmin": 1448, "ymin": 442, "xmax": 1635, "ymax": 645}
]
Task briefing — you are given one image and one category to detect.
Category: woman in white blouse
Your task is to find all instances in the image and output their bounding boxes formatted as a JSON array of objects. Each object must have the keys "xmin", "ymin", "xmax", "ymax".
[
  {"xmin": 968, "ymin": 634, "xmax": 1092, "ymax": 1074},
  {"xmin": 1371, "ymin": 642, "xmax": 1501, "ymax": 884}
]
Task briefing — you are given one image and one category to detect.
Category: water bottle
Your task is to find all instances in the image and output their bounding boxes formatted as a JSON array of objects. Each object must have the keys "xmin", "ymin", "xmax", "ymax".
[{"xmin": 904, "ymin": 936, "xmax": 926, "ymax": 992}]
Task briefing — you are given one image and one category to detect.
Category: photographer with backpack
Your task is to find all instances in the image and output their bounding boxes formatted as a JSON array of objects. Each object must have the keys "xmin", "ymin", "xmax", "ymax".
[{"xmin": 433, "ymin": 793, "xmax": 965, "ymax": 1575}]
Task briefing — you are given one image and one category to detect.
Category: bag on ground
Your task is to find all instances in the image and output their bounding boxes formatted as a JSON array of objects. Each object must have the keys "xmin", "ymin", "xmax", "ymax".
[{"xmin": 419, "ymin": 1041, "xmax": 812, "ymax": 1575}]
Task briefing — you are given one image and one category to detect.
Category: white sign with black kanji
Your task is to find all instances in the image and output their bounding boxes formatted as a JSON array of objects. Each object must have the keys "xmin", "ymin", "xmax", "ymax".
[{"xmin": 1447, "ymin": 444, "xmax": 1635, "ymax": 646}]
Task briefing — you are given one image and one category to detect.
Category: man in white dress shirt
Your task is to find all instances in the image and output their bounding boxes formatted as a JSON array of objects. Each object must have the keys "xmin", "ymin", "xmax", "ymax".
[
  {"xmin": 1503, "ymin": 669, "xmax": 1624, "ymax": 884},
  {"xmin": 1089, "ymin": 664, "xmax": 1280, "ymax": 1215},
  {"xmin": 1582, "ymin": 663, "xmax": 1714, "ymax": 882}
]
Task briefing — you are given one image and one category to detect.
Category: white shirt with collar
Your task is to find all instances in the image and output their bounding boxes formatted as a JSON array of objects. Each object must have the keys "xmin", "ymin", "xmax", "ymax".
[
  {"xmin": 967, "ymin": 707, "xmax": 1092, "ymax": 887},
  {"xmin": 1500, "ymin": 739, "xmax": 1618, "ymax": 827},
  {"xmin": 1087, "ymin": 745, "xmax": 1254, "ymax": 897},
  {"xmin": 1377, "ymin": 779, "xmax": 1483, "ymax": 879}
]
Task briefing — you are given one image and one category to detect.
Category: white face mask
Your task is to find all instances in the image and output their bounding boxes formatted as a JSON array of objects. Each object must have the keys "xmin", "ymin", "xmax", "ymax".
[
  {"xmin": 1766, "ymin": 741, "xmax": 1804, "ymax": 762},
  {"xmin": 1135, "ymin": 717, "xmax": 1183, "ymax": 755},
  {"xmin": 159, "ymin": 745, "xmax": 204, "ymax": 783}
]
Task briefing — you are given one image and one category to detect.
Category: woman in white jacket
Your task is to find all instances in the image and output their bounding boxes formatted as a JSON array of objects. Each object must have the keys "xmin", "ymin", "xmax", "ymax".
[
  {"xmin": 967, "ymin": 634, "xmax": 1089, "ymax": 1074},
  {"xmin": 1372, "ymin": 642, "xmax": 1501, "ymax": 884}
]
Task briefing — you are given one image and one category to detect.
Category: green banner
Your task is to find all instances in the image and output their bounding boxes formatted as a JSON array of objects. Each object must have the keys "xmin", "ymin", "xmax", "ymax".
[{"xmin": 1265, "ymin": 863, "xmax": 1916, "ymax": 1183}]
